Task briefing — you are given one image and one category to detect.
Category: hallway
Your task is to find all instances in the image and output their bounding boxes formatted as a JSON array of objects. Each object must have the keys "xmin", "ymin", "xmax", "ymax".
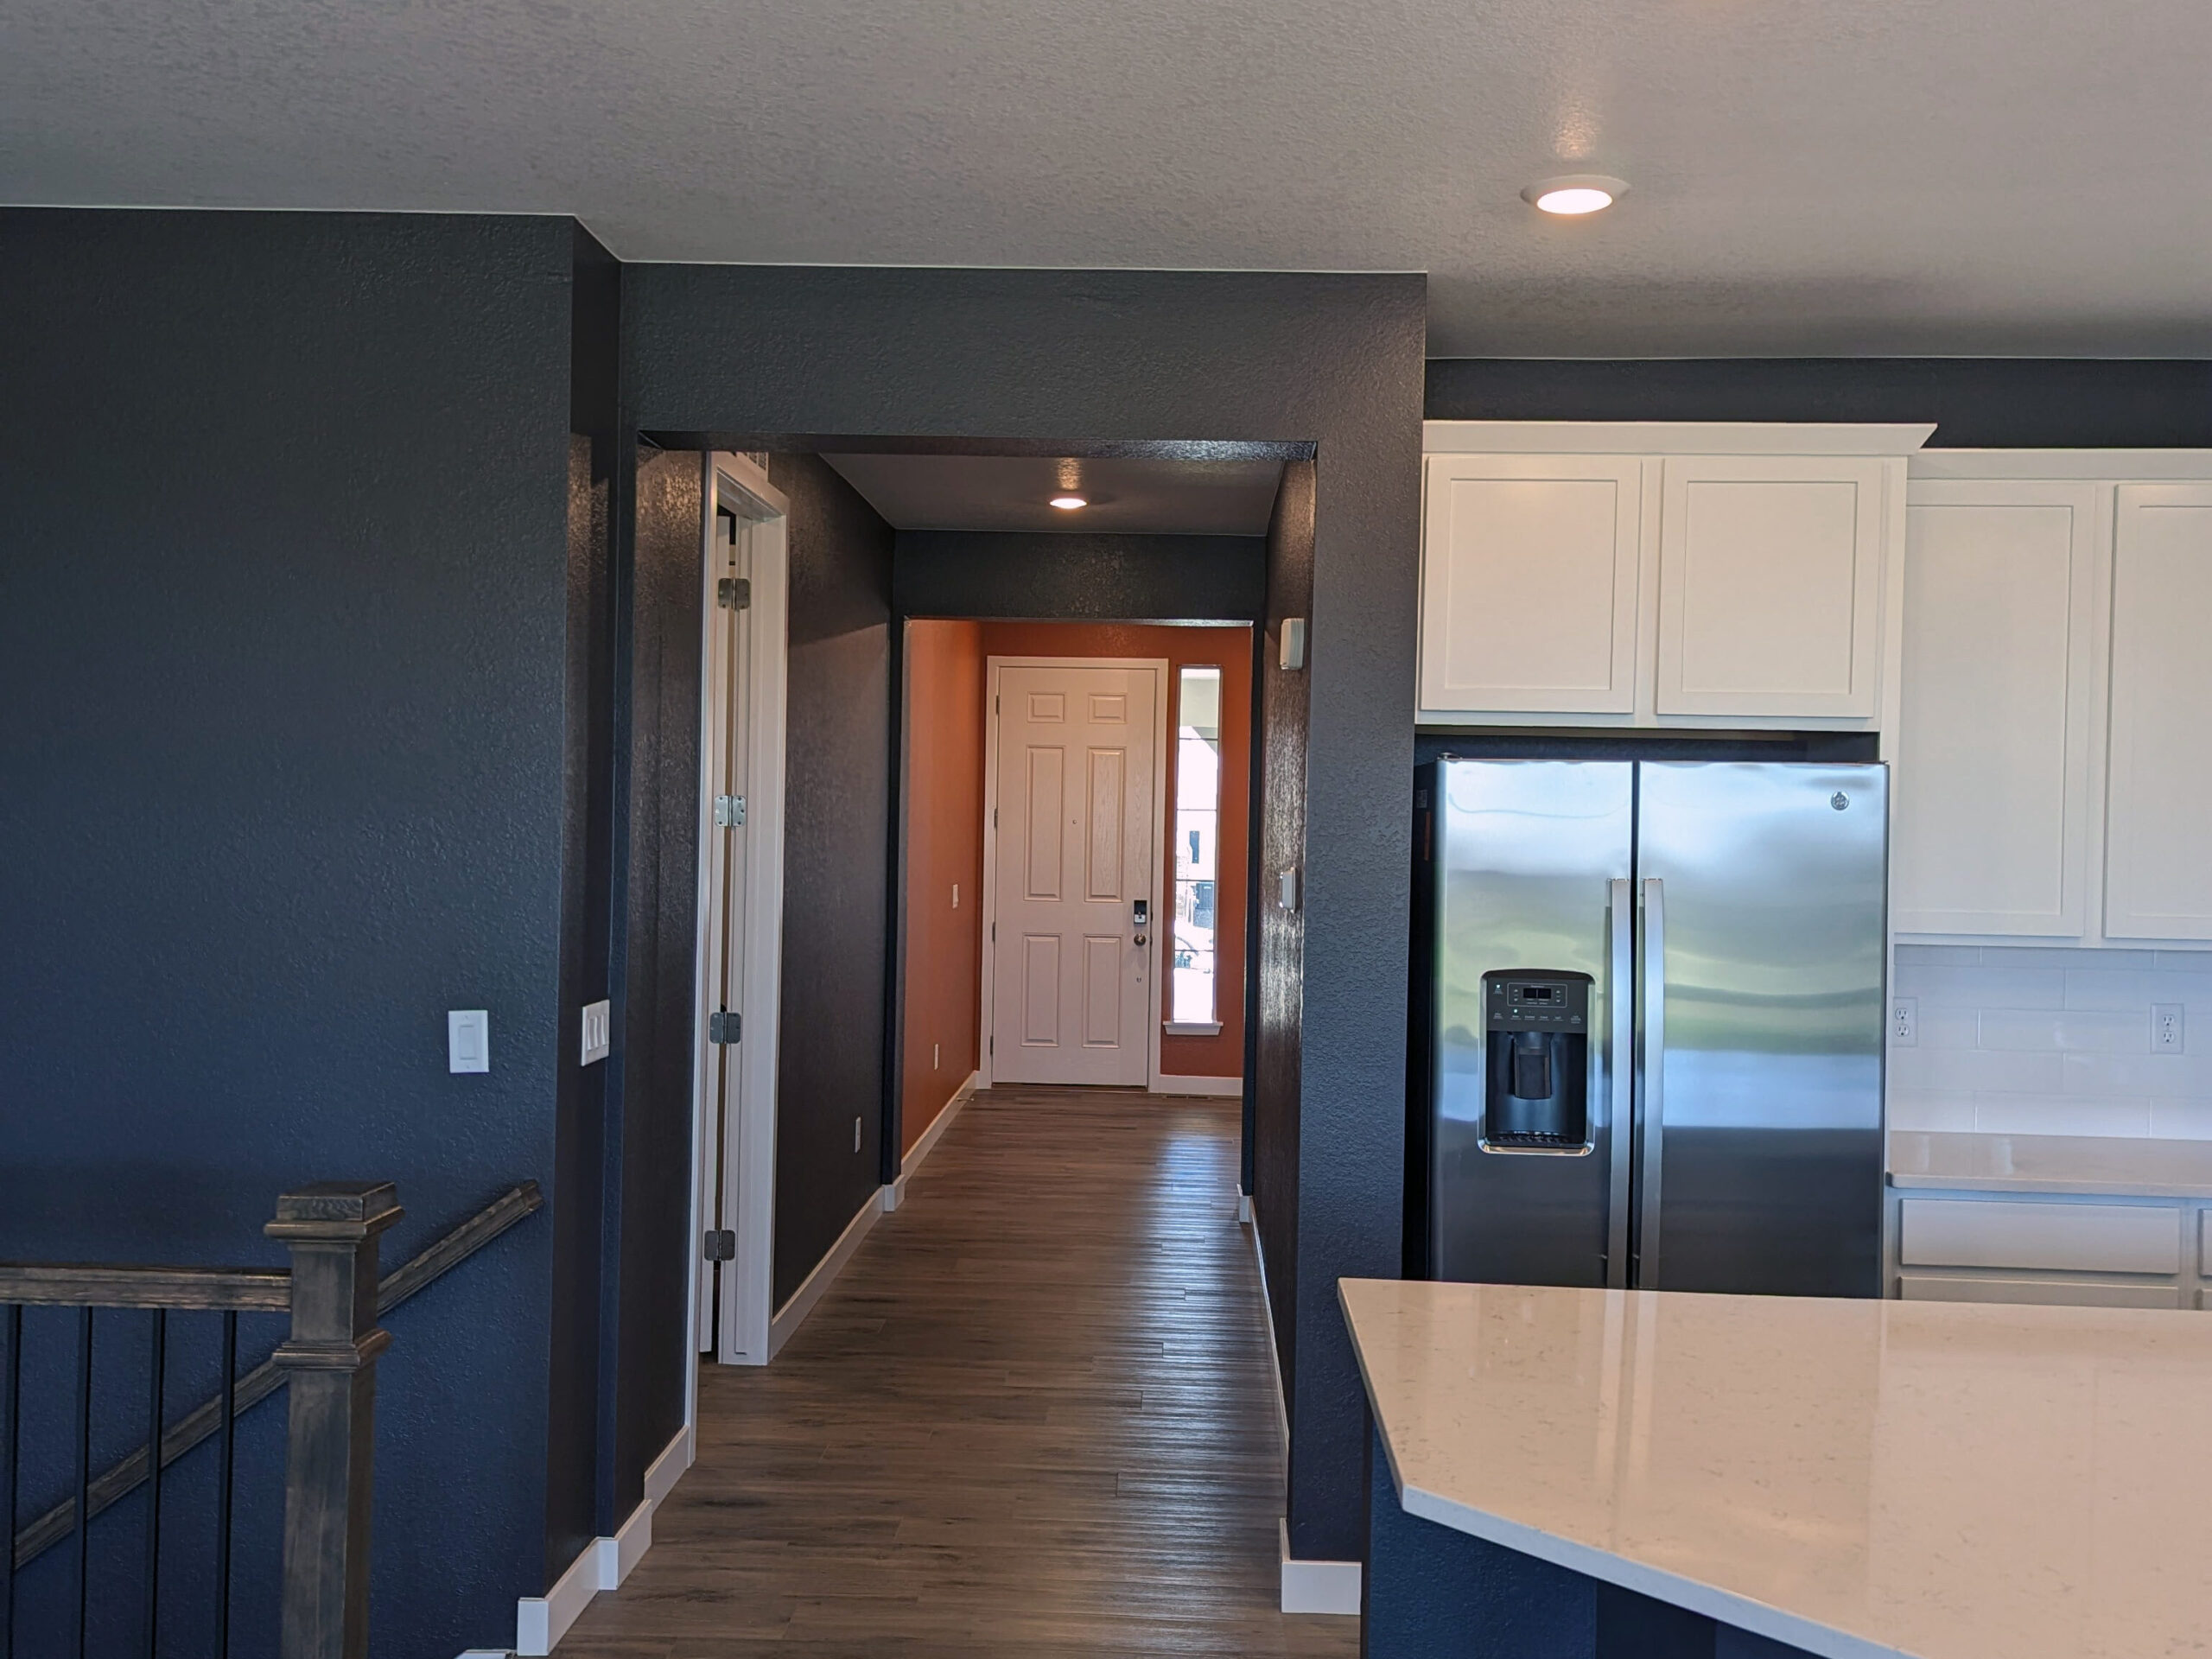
[{"xmin": 557, "ymin": 1085, "xmax": 1356, "ymax": 1657}]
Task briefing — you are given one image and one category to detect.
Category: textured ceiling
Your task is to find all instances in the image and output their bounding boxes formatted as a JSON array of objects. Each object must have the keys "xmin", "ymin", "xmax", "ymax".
[
  {"xmin": 823, "ymin": 454, "xmax": 1283, "ymax": 535},
  {"xmin": 5, "ymin": 0, "xmax": 2209, "ymax": 356}
]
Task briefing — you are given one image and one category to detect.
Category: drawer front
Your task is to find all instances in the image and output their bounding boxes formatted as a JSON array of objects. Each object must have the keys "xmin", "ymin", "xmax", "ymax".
[
  {"xmin": 1900, "ymin": 1274, "xmax": 2183, "ymax": 1311},
  {"xmin": 1899, "ymin": 1198, "xmax": 2181, "ymax": 1274}
]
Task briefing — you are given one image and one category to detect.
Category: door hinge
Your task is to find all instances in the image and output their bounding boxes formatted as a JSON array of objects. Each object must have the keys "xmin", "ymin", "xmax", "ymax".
[
  {"xmin": 990, "ymin": 922, "xmax": 995, "ymax": 942},
  {"xmin": 717, "ymin": 576, "xmax": 752, "ymax": 610},
  {"xmin": 988, "ymin": 1034, "xmax": 995, "ymax": 1055},
  {"xmin": 709, "ymin": 1009, "xmax": 741, "ymax": 1044},
  {"xmin": 703, "ymin": 1229, "xmax": 736, "ymax": 1262},
  {"xmin": 715, "ymin": 793, "xmax": 747, "ymax": 827},
  {"xmin": 992, "ymin": 807, "xmax": 998, "ymax": 829}
]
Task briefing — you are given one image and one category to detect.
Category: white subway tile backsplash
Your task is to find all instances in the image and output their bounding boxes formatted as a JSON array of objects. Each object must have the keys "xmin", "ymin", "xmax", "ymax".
[
  {"xmin": 1977, "ymin": 1007, "xmax": 2145, "ymax": 1052},
  {"xmin": 1894, "ymin": 944, "xmax": 1983, "ymax": 968},
  {"xmin": 1972, "ymin": 1094, "xmax": 2152, "ymax": 1138},
  {"xmin": 1888, "ymin": 1046, "xmax": 2063, "ymax": 1095},
  {"xmin": 1917, "ymin": 1006, "xmax": 1979, "ymax": 1050},
  {"xmin": 1885, "ymin": 944, "xmax": 2212, "ymax": 1139},
  {"xmin": 2147, "ymin": 1102, "xmax": 2212, "ymax": 1141},
  {"xmin": 1894, "ymin": 964, "xmax": 2066, "ymax": 1010},
  {"xmin": 1886, "ymin": 1091, "xmax": 1977, "ymax": 1132}
]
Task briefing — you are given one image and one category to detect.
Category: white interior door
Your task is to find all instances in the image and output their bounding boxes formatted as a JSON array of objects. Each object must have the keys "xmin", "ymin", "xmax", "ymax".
[
  {"xmin": 988, "ymin": 662, "xmax": 1160, "ymax": 1086},
  {"xmin": 697, "ymin": 499, "xmax": 753, "ymax": 1351}
]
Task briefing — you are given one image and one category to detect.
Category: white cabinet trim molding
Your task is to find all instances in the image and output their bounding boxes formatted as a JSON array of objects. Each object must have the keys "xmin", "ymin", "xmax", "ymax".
[{"xmin": 1424, "ymin": 421, "xmax": 1936, "ymax": 456}]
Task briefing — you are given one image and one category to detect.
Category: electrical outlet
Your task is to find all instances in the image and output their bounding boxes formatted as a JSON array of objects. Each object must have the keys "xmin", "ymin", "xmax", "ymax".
[
  {"xmin": 854, "ymin": 1116, "xmax": 862, "ymax": 1152},
  {"xmin": 1891, "ymin": 997, "xmax": 1916, "ymax": 1047},
  {"xmin": 2154, "ymin": 1003, "xmax": 2185, "ymax": 1053}
]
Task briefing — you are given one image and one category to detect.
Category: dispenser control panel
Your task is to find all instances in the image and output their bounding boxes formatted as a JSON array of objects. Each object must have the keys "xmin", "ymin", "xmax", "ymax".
[{"xmin": 1486, "ymin": 976, "xmax": 1589, "ymax": 1033}]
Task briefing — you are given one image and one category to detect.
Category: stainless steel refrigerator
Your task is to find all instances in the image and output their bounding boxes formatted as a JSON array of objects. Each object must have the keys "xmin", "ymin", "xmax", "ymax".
[{"xmin": 1417, "ymin": 759, "xmax": 1888, "ymax": 1298}]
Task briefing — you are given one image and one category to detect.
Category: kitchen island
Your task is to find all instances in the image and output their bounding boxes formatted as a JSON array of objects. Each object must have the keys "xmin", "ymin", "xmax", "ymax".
[{"xmin": 1344, "ymin": 1275, "xmax": 2212, "ymax": 1658}]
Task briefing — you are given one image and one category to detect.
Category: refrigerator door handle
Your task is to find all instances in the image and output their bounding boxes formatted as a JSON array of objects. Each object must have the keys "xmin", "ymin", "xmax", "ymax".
[
  {"xmin": 1605, "ymin": 879, "xmax": 1634, "ymax": 1287},
  {"xmin": 1637, "ymin": 877, "xmax": 1666, "ymax": 1284}
]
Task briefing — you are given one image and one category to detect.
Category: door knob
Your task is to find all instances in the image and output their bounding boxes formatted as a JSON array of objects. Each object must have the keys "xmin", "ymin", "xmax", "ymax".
[{"xmin": 1134, "ymin": 933, "xmax": 1148, "ymax": 946}]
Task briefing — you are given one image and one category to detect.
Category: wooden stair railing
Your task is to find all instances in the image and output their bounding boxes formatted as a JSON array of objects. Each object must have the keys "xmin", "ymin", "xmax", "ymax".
[{"xmin": 0, "ymin": 1179, "xmax": 544, "ymax": 1659}]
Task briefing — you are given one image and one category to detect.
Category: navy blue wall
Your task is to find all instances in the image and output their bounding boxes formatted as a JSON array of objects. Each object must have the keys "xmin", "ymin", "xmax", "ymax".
[
  {"xmin": 623, "ymin": 264, "xmax": 1427, "ymax": 1561},
  {"xmin": 1426, "ymin": 358, "xmax": 2212, "ymax": 444},
  {"xmin": 893, "ymin": 530, "xmax": 1267, "ymax": 621},
  {"xmin": 0, "ymin": 209, "xmax": 573, "ymax": 1654},
  {"xmin": 767, "ymin": 454, "xmax": 897, "ymax": 1308}
]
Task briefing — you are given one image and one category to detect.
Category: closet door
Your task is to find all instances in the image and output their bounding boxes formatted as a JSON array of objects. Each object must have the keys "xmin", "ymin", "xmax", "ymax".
[
  {"xmin": 1655, "ymin": 456, "xmax": 1886, "ymax": 718},
  {"xmin": 2106, "ymin": 484, "xmax": 2212, "ymax": 941},
  {"xmin": 1419, "ymin": 454, "xmax": 1642, "ymax": 716},
  {"xmin": 1894, "ymin": 482, "xmax": 2099, "ymax": 938}
]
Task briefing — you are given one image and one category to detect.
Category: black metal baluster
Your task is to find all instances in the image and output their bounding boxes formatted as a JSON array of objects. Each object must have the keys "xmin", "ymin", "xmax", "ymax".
[
  {"xmin": 1, "ymin": 1305, "xmax": 20, "ymax": 1659},
  {"xmin": 214, "ymin": 1312, "xmax": 235, "ymax": 1659},
  {"xmin": 143, "ymin": 1310, "xmax": 165, "ymax": 1658},
  {"xmin": 73, "ymin": 1307, "xmax": 92, "ymax": 1659}
]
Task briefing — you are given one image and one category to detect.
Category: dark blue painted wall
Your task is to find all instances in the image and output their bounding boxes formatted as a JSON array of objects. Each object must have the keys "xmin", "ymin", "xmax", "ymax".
[
  {"xmin": 622, "ymin": 264, "xmax": 1427, "ymax": 1561},
  {"xmin": 0, "ymin": 208, "xmax": 573, "ymax": 1656},
  {"xmin": 1426, "ymin": 358, "xmax": 2212, "ymax": 444},
  {"xmin": 766, "ymin": 454, "xmax": 897, "ymax": 1308},
  {"xmin": 893, "ymin": 530, "xmax": 1267, "ymax": 622}
]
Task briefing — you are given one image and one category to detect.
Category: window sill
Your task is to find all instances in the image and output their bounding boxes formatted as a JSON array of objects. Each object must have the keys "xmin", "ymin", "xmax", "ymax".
[{"xmin": 1164, "ymin": 1021, "xmax": 1224, "ymax": 1038}]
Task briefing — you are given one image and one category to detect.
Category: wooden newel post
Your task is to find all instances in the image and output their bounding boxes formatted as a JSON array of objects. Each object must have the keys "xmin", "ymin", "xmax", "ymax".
[{"xmin": 268, "ymin": 1181, "xmax": 402, "ymax": 1659}]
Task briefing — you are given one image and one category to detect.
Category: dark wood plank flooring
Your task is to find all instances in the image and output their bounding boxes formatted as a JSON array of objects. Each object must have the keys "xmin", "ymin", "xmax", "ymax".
[{"xmin": 556, "ymin": 1085, "xmax": 1357, "ymax": 1656}]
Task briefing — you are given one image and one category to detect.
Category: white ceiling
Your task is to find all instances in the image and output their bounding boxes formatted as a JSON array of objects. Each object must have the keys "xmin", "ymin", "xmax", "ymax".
[
  {"xmin": 5, "ymin": 0, "xmax": 2210, "ymax": 356},
  {"xmin": 823, "ymin": 454, "xmax": 1283, "ymax": 535}
]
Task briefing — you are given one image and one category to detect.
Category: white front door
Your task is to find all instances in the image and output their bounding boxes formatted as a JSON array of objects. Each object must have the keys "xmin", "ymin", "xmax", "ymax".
[{"xmin": 988, "ymin": 662, "xmax": 1160, "ymax": 1086}]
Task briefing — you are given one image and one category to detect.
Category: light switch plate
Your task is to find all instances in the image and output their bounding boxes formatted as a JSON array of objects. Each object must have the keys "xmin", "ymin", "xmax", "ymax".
[
  {"xmin": 1279, "ymin": 618, "xmax": 1308, "ymax": 671},
  {"xmin": 582, "ymin": 999, "xmax": 612, "ymax": 1066},
  {"xmin": 448, "ymin": 1009, "xmax": 490, "ymax": 1074}
]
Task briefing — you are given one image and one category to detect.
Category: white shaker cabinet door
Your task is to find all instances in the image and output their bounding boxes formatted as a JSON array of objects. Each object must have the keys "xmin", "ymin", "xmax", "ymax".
[
  {"xmin": 2106, "ymin": 484, "xmax": 2212, "ymax": 941},
  {"xmin": 1655, "ymin": 455, "xmax": 1886, "ymax": 718},
  {"xmin": 1419, "ymin": 454, "xmax": 1641, "ymax": 715},
  {"xmin": 1894, "ymin": 482, "xmax": 2099, "ymax": 937}
]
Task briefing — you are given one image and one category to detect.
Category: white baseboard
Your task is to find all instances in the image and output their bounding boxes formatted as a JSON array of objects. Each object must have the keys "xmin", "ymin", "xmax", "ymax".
[
  {"xmin": 885, "ymin": 1069, "xmax": 977, "ymax": 1211},
  {"xmin": 1154, "ymin": 1072, "xmax": 1243, "ymax": 1097},
  {"xmin": 768, "ymin": 1186, "xmax": 883, "ymax": 1359},
  {"xmin": 1280, "ymin": 1517, "xmax": 1363, "ymax": 1615},
  {"xmin": 1247, "ymin": 1204, "xmax": 1354, "ymax": 1614},
  {"xmin": 513, "ymin": 1424, "xmax": 692, "ymax": 1655},
  {"xmin": 1244, "ymin": 1198, "xmax": 1290, "ymax": 1458}
]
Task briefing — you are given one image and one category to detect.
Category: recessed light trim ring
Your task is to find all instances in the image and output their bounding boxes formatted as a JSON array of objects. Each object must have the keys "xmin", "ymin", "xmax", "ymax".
[{"xmin": 1522, "ymin": 175, "xmax": 1629, "ymax": 215}]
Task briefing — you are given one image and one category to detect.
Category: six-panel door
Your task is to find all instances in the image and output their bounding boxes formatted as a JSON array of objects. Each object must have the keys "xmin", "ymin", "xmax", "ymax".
[{"xmin": 989, "ymin": 664, "xmax": 1160, "ymax": 1084}]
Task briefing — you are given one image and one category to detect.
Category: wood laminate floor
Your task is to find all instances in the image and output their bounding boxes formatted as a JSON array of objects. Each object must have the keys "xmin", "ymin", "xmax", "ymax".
[{"xmin": 556, "ymin": 1085, "xmax": 1358, "ymax": 1657}]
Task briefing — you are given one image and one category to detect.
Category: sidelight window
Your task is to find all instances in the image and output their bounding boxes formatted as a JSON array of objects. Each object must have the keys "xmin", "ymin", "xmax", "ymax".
[{"xmin": 1172, "ymin": 666, "xmax": 1223, "ymax": 1026}]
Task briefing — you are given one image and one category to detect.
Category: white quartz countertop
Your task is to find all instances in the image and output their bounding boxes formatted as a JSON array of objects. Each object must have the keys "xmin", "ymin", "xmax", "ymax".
[
  {"xmin": 1342, "ymin": 1276, "xmax": 2212, "ymax": 1659},
  {"xmin": 1888, "ymin": 1128, "xmax": 2212, "ymax": 1198}
]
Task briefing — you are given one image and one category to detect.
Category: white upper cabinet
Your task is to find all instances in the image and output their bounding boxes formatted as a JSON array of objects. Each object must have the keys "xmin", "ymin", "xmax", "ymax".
[
  {"xmin": 1893, "ymin": 481, "xmax": 2099, "ymax": 937},
  {"xmin": 1419, "ymin": 424, "xmax": 1930, "ymax": 728},
  {"xmin": 2106, "ymin": 485, "xmax": 2212, "ymax": 941},
  {"xmin": 1655, "ymin": 456, "xmax": 1886, "ymax": 718},
  {"xmin": 1420, "ymin": 454, "xmax": 1641, "ymax": 715}
]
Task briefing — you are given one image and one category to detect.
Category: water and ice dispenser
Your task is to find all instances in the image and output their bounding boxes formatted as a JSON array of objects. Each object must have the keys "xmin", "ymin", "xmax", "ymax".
[{"xmin": 1479, "ymin": 970, "xmax": 1593, "ymax": 1151}]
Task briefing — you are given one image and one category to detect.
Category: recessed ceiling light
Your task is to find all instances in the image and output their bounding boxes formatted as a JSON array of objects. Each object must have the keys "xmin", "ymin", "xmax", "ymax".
[
  {"xmin": 1522, "ymin": 175, "xmax": 1628, "ymax": 216},
  {"xmin": 1050, "ymin": 494, "xmax": 1088, "ymax": 510}
]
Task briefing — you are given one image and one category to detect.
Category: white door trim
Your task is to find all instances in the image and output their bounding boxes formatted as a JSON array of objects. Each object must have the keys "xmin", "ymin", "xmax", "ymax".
[
  {"xmin": 978, "ymin": 656, "xmax": 1171, "ymax": 1091},
  {"xmin": 686, "ymin": 451, "xmax": 791, "ymax": 1388}
]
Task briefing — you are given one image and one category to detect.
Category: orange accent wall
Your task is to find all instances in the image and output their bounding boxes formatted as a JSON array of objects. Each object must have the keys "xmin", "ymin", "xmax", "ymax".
[
  {"xmin": 900, "ymin": 620, "xmax": 987, "ymax": 1154},
  {"xmin": 978, "ymin": 622, "xmax": 1252, "ymax": 1080}
]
